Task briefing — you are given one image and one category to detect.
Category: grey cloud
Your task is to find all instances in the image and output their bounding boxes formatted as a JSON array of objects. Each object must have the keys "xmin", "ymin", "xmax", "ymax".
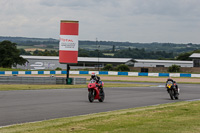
[
  {"xmin": 128, "ymin": 0, "xmax": 200, "ymax": 18},
  {"xmin": 40, "ymin": 0, "xmax": 96, "ymax": 7},
  {"xmin": 1, "ymin": 0, "xmax": 200, "ymax": 43}
]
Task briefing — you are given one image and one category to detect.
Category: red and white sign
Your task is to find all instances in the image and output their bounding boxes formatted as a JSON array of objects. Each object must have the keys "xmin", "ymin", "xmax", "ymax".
[{"xmin": 59, "ymin": 20, "xmax": 79, "ymax": 64}]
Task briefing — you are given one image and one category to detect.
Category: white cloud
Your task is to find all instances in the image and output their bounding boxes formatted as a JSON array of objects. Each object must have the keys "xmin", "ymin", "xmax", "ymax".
[{"xmin": 0, "ymin": 0, "xmax": 200, "ymax": 43}]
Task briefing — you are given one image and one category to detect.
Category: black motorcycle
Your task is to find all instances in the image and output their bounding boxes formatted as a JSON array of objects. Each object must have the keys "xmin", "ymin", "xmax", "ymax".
[{"xmin": 166, "ymin": 81, "xmax": 179, "ymax": 100}]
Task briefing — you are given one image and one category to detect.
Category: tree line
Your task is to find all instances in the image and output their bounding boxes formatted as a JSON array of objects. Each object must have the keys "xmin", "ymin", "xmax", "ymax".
[
  {"xmin": 19, "ymin": 48, "xmax": 175, "ymax": 59},
  {"xmin": 19, "ymin": 45, "xmax": 200, "ymax": 60},
  {"xmin": 1, "ymin": 36, "xmax": 200, "ymax": 53},
  {"xmin": 1, "ymin": 40, "xmax": 199, "ymax": 68}
]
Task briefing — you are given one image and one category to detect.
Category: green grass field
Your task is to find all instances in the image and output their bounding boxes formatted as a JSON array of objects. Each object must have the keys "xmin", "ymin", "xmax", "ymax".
[
  {"xmin": 103, "ymin": 53, "xmax": 114, "ymax": 56},
  {"xmin": 0, "ymin": 68, "xmax": 25, "ymax": 71},
  {"xmin": 1, "ymin": 101, "xmax": 200, "ymax": 133},
  {"xmin": 17, "ymin": 46, "xmax": 58, "ymax": 51},
  {"xmin": 17, "ymin": 46, "xmax": 38, "ymax": 49}
]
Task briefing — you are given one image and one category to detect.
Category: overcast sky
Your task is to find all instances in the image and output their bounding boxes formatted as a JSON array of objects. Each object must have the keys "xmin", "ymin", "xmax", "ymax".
[{"xmin": 0, "ymin": 0, "xmax": 200, "ymax": 44}]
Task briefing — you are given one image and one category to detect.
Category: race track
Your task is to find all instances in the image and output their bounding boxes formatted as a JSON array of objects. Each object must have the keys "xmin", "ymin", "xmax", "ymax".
[{"xmin": 0, "ymin": 83, "xmax": 200, "ymax": 127}]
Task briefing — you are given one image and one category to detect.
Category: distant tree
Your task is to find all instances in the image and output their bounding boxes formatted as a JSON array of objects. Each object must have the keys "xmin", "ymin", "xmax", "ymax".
[
  {"xmin": 19, "ymin": 48, "xmax": 31, "ymax": 55},
  {"xmin": 176, "ymin": 49, "xmax": 200, "ymax": 61},
  {"xmin": 32, "ymin": 49, "xmax": 58, "ymax": 56},
  {"xmin": 102, "ymin": 64, "xmax": 113, "ymax": 71},
  {"xmin": 176, "ymin": 52, "xmax": 192, "ymax": 61},
  {"xmin": 113, "ymin": 48, "xmax": 174, "ymax": 59},
  {"xmin": 46, "ymin": 45, "xmax": 54, "ymax": 48},
  {"xmin": 0, "ymin": 41, "xmax": 27, "ymax": 68},
  {"xmin": 55, "ymin": 67, "xmax": 62, "ymax": 70},
  {"xmin": 33, "ymin": 49, "xmax": 41, "ymax": 55},
  {"xmin": 89, "ymin": 49, "xmax": 104, "ymax": 57},
  {"xmin": 116, "ymin": 64, "xmax": 130, "ymax": 71},
  {"xmin": 112, "ymin": 45, "xmax": 115, "ymax": 52},
  {"xmin": 79, "ymin": 53, "xmax": 89, "ymax": 57},
  {"xmin": 78, "ymin": 48, "xmax": 89, "ymax": 57},
  {"xmin": 168, "ymin": 65, "xmax": 180, "ymax": 72}
]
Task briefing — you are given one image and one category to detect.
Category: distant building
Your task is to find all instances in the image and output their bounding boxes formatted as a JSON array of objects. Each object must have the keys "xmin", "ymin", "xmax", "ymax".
[
  {"xmin": 17, "ymin": 55, "xmax": 135, "ymax": 70},
  {"xmin": 134, "ymin": 59, "xmax": 192, "ymax": 67},
  {"xmin": 189, "ymin": 53, "xmax": 200, "ymax": 67},
  {"xmin": 16, "ymin": 55, "xmax": 193, "ymax": 70}
]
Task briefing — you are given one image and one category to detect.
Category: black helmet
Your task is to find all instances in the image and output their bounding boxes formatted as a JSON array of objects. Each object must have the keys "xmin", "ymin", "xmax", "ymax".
[{"xmin": 91, "ymin": 72, "xmax": 96, "ymax": 78}]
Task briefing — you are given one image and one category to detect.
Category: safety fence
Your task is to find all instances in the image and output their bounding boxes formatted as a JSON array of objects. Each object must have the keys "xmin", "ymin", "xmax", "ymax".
[
  {"xmin": 0, "ymin": 76, "xmax": 86, "ymax": 85},
  {"xmin": 0, "ymin": 71, "xmax": 200, "ymax": 77}
]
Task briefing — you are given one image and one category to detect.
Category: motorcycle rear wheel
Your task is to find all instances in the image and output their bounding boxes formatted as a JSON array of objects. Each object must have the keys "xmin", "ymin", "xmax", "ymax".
[
  {"xmin": 98, "ymin": 91, "xmax": 105, "ymax": 102},
  {"xmin": 175, "ymin": 92, "xmax": 179, "ymax": 100}
]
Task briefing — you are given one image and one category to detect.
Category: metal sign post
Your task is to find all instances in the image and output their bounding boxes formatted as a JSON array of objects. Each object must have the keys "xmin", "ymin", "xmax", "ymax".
[
  {"xmin": 66, "ymin": 64, "xmax": 70, "ymax": 84},
  {"xmin": 59, "ymin": 20, "xmax": 79, "ymax": 84}
]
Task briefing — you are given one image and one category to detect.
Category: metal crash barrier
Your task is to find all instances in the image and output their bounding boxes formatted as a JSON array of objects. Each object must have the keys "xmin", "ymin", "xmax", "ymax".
[{"xmin": 0, "ymin": 76, "xmax": 86, "ymax": 85}]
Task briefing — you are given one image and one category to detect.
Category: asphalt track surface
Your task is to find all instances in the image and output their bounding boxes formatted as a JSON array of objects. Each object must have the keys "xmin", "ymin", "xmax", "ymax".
[{"xmin": 0, "ymin": 83, "xmax": 200, "ymax": 127}]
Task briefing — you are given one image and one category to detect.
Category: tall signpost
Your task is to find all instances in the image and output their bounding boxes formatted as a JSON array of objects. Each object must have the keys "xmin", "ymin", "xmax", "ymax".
[{"xmin": 59, "ymin": 20, "xmax": 79, "ymax": 84}]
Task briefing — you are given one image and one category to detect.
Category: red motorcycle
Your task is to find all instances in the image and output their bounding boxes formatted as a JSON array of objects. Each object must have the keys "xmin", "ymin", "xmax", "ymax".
[{"xmin": 88, "ymin": 79, "xmax": 105, "ymax": 102}]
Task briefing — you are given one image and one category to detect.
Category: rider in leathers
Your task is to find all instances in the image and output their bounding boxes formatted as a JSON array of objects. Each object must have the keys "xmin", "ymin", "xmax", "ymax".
[
  {"xmin": 166, "ymin": 77, "xmax": 179, "ymax": 94},
  {"xmin": 90, "ymin": 73, "xmax": 103, "ymax": 93}
]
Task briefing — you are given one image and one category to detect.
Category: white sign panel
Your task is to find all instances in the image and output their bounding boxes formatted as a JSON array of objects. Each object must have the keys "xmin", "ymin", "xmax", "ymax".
[{"xmin": 59, "ymin": 35, "xmax": 78, "ymax": 51}]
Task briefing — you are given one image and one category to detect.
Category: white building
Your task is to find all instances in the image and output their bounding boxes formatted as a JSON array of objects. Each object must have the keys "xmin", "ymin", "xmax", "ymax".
[
  {"xmin": 134, "ymin": 59, "xmax": 193, "ymax": 67},
  {"xmin": 189, "ymin": 53, "xmax": 200, "ymax": 67},
  {"xmin": 16, "ymin": 55, "xmax": 193, "ymax": 70}
]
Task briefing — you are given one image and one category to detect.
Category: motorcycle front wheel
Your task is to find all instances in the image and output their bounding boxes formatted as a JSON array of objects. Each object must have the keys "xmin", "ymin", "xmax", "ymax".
[
  {"xmin": 88, "ymin": 89, "xmax": 95, "ymax": 102},
  {"xmin": 168, "ymin": 89, "xmax": 174, "ymax": 100}
]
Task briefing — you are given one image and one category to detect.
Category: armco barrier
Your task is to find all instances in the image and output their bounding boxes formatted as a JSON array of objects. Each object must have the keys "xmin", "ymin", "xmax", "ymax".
[
  {"xmin": 138, "ymin": 72, "xmax": 148, "ymax": 76},
  {"xmin": 73, "ymin": 78, "xmax": 87, "ymax": 84},
  {"xmin": 0, "ymin": 76, "xmax": 86, "ymax": 85},
  {"xmin": 159, "ymin": 73, "xmax": 170, "ymax": 77},
  {"xmin": 0, "ymin": 71, "xmax": 200, "ymax": 77}
]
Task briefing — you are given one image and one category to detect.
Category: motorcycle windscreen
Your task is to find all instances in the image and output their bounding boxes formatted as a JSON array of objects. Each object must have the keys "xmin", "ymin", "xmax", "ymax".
[{"xmin": 167, "ymin": 81, "xmax": 173, "ymax": 88}]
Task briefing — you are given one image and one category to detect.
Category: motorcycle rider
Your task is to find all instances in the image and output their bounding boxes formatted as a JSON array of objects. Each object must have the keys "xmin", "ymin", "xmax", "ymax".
[
  {"xmin": 173, "ymin": 81, "xmax": 180, "ymax": 94},
  {"xmin": 166, "ymin": 77, "xmax": 179, "ymax": 94},
  {"xmin": 90, "ymin": 72, "xmax": 100, "ymax": 81},
  {"xmin": 90, "ymin": 72, "xmax": 103, "ymax": 92},
  {"xmin": 166, "ymin": 77, "xmax": 174, "ymax": 83}
]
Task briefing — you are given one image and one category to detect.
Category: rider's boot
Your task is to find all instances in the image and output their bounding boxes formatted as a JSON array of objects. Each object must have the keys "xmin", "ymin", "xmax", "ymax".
[{"xmin": 177, "ymin": 88, "xmax": 180, "ymax": 95}]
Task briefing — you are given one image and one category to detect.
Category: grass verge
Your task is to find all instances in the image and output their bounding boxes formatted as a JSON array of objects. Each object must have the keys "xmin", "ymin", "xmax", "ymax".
[
  {"xmin": 0, "ymin": 83, "xmax": 152, "ymax": 91},
  {"xmin": 1, "ymin": 101, "xmax": 200, "ymax": 133}
]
